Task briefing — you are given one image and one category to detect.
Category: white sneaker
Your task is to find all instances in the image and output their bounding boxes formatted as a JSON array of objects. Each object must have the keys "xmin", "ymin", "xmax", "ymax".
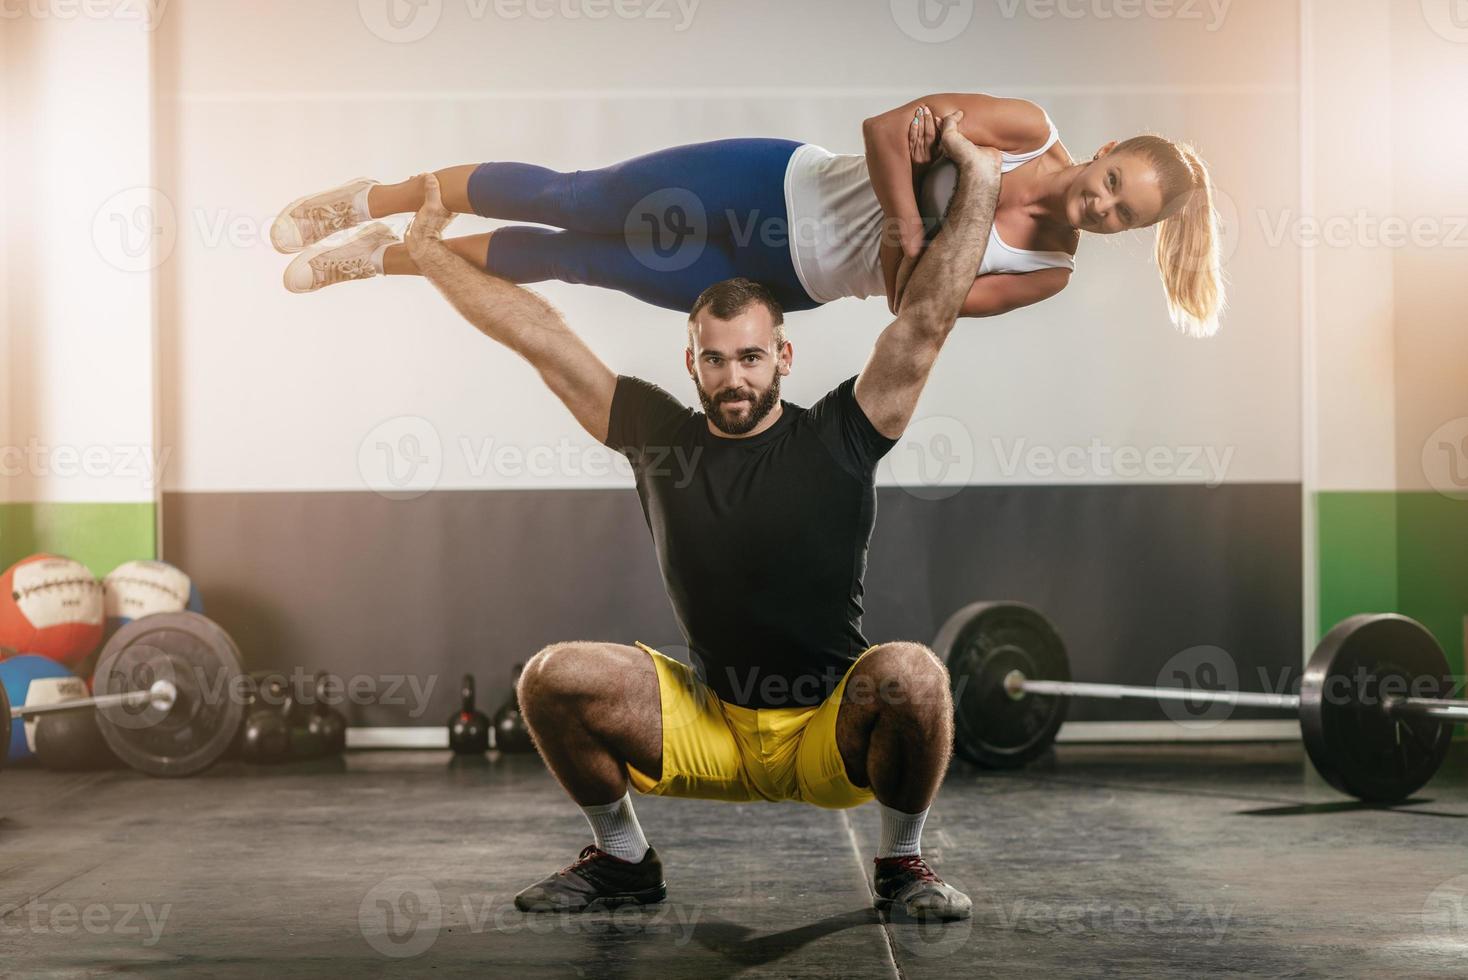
[
  {"xmin": 283, "ymin": 222, "xmax": 398, "ymax": 294},
  {"xmin": 271, "ymin": 177, "xmax": 378, "ymax": 253}
]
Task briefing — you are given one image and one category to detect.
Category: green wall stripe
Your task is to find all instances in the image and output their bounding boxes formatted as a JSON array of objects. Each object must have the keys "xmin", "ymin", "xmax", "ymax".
[
  {"xmin": 1317, "ymin": 491, "xmax": 1468, "ymax": 676},
  {"xmin": 0, "ymin": 503, "xmax": 156, "ymax": 577}
]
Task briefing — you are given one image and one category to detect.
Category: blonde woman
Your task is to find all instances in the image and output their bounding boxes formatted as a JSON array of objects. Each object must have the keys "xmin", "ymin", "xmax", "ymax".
[{"xmin": 274, "ymin": 93, "xmax": 1225, "ymax": 336}]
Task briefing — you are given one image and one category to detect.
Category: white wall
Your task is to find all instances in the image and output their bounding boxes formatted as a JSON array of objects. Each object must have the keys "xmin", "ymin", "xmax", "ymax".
[
  {"xmin": 0, "ymin": 6, "xmax": 158, "ymax": 505},
  {"xmin": 154, "ymin": 0, "xmax": 1302, "ymax": 493}
]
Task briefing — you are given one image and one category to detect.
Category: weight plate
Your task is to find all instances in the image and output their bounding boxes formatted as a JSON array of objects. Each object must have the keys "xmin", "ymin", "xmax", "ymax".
[
  {"xmin": 93, "ymin": 612, "xmax": 245, "ymax": 778},
  {"xmin": 936, "ymin": 601, "xmax": 1070, "ymax": 769},
  {"xmin": 1300, "ymin": 614, "xmax": 1453, "ymax": 803}
]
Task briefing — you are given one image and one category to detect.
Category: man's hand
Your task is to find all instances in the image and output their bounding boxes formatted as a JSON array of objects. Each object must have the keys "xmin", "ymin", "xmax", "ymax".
[
  {"xmin": 937, "ymin": 112, "xmax": 1003, "ymax": 184},
  {"xmin": 405, "ymin": 173, "xmax": 455, "ymax": 257}
]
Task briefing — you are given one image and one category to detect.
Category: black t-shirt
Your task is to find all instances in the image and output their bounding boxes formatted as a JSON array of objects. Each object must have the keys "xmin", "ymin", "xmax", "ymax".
[{"xmin": 604, "ymin": 375, "xmax": 898, "ymax": 708}]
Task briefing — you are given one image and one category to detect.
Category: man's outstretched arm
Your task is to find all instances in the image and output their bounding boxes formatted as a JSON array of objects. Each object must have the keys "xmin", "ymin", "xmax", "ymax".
[
  {"xmin": 406, "ymin": 173, "xmax": 617, "ymax": 443},
  {"xmin": 855, "ymin": 115, "xmax": 1003, "ymax": 439}
]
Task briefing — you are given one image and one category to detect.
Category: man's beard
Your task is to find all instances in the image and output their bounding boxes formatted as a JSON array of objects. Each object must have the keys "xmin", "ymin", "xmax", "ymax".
[{"xmin": 694, "ymin": 372, "xmax": 782, "ymax": 435}]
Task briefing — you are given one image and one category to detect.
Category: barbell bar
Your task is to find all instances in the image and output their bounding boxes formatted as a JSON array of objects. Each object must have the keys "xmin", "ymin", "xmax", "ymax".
[
  {"xmin": 9, "ymin": 680, "xmax": 178, "ymax": 720},
  {"xmin": 938, "ymin": 602, "xmax": 1458, "ymax": 804}
]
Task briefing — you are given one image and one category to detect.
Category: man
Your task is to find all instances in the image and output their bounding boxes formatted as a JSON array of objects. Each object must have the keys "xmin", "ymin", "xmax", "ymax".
[{"xmin": 404, "ymin": 116, "xmax": 1003, "ymax": 921}]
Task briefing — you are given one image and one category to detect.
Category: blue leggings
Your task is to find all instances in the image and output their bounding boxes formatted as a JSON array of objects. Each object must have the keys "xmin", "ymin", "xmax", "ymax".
[{"xmin": 468, "ymin": 139, "xmax": 819, "ymax": 313}]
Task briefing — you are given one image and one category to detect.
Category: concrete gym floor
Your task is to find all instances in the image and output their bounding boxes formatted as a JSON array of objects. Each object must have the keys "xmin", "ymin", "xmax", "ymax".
[{"xmin": 3, "ymin": 742, "xmax": 1467, "ymax": 978}]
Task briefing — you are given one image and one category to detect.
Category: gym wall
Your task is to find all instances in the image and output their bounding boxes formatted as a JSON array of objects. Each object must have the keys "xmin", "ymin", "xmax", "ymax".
[
  {"xmin": 2, "ymin": 0, "xmax": 1462, "ymax": 732},
  {"xmin": 0, "ymin": 10, "xmax": 159, "ymax": 576},
  {"xmin": 153, "ymin": 0, "xmax": 1302, "ymax": 727}
]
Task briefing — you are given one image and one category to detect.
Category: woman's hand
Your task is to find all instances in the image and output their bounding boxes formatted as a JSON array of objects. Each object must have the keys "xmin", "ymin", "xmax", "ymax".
[{"xmin": 907, "ymin": 104, "xmax": 939, "ymax": 169}]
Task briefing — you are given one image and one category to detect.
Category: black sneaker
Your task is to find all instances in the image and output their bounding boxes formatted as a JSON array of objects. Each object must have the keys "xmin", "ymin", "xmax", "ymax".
[
  {"xmin": 873, "ymin": 856, "xmax": 973, "ymax": 921},
  {"xmin": 514, "ymin": 845, "xmax": 667, "ymax": 913}
]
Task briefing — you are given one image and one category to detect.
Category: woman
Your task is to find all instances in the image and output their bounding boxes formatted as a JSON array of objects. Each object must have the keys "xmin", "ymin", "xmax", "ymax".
[{"xmin": 273, "ymin": 93, "xmax": 1225, "ymax": 337}]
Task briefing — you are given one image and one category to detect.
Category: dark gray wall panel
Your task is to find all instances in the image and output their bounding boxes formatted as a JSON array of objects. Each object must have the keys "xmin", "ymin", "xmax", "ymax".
[{"xmin": 163, "ymin": 484, "xmax": 1301, "ymax": 727}]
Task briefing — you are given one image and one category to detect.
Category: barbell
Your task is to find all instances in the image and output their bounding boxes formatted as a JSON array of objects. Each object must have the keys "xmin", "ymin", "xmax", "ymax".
[
  {"xmin": 937, "ymin": 602, "xmax": 1458, "ymax": 803},
  {"xmin": 2, "ymin": 612, "xmax": 245, "ymax": 778}
]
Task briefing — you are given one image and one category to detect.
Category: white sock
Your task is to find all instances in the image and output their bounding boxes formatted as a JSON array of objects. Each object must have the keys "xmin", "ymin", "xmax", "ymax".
[
  {"xmin": 369, "ymin": 241, "xmax": 392, "ymax": 275},
  {"xmin": 581, "ymin": 793, "xmax": 649, "ymax": 863},
  {"xmin": 353, "ymin": 183, "xmax": 376, "ymax": 222},
  {"xmin": 877, "ymin": 802, "xmax": 928, "ymax": 858}
]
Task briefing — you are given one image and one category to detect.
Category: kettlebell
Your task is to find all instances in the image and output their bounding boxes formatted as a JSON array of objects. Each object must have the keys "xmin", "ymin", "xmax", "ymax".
[
  {"xmin": 492, "ymin": 663, "xmax": 535, "ymax": 754},
  {"xmin": 306, "ymin": 673, "xmax": 348, "ymax": 756},
  {"xmin": 448, "ymin": 674, "xmax": 490, "ymax": 754},
  {"xmin": 36, "ymin": 710, "xmax": 120, "ymax": 771},
  {"xmin": 240, "ymin": 674, "xmax": 292, "ymax": 764}
]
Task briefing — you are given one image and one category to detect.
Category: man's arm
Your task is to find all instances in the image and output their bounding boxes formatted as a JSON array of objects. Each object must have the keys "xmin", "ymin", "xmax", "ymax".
[
  {"xmin": 854, "ymin": 119, "xmax": 1002, "ymax": 438},
  {"xmin": 405, "ymin": 174, "xmax": 617, "ymax": 443}
]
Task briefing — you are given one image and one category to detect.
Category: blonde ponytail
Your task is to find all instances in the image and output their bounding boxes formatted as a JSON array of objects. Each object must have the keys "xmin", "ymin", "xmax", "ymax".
[{"xmin": 1114, "ymin": 137, "xmax": 1227, "ymax": 338}]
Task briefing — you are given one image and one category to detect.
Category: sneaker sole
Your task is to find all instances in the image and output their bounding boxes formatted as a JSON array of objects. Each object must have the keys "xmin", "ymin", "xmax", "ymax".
[
  {"xmin": 516, "ymin": 882, "xmax": 667, "ymax": 914},
  {"xmin": 272, "ymin": 177, "xmax": 375, "ymax": 254},
  {"xmin": 873, "ymin": 895, "xmax": 973, "ymax": 921}
]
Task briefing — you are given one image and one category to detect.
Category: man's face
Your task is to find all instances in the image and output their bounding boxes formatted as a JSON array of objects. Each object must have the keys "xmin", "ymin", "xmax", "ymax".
[{"xmin": 686, "ymin": 306, "xmax": 792, "ymax": 436}]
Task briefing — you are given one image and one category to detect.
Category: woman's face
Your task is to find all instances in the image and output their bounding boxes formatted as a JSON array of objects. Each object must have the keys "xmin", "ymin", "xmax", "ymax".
[{"xmin": 1064, "ymin": 147, "xmax": 1170, "ymax": 235}]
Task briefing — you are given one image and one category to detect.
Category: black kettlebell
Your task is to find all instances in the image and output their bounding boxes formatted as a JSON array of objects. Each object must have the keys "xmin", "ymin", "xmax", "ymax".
[
  {"xmin": 36, "ymin": 710, "xmax": 120, "ymax": 771},
  {"xmin": 448, "ymin": 674, "xmax": 490, "ymax": 754},
  {"xmin": 493, "ymin": 663, "xmax": 534, "ymax": 754},
  {"xmin": 240, "ymin": 674, "xmax": 292, "ymax": 764},
  {"xmin": 305, "ymin": 673, "xmax": 348, "ymax": 756}
]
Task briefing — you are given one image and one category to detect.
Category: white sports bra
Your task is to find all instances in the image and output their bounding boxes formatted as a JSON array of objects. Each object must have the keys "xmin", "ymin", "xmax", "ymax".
[{"xmin": 782, "ymin": 114, "xmax": 1076, "ymax": 304}]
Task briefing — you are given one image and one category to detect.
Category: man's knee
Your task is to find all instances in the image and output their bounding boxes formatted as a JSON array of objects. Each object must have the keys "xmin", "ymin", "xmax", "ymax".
[
  {"xmin": 520, "ymin": 641, "xmax": 628, "ymax": 707},
  {"xmin": 848, "ymin": 642, "xmax": 951, "ymax": 715}
]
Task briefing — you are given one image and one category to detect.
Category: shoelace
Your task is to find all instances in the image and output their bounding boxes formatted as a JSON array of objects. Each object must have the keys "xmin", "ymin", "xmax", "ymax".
[
  {"xmin": 300, "ymin": 200, "xmax": 359, "ymax": 241},
  {"xmin": 881, "ymin": 856, "xmax": 941, "ymax": 883},
  {"xmin": 565, "ymin": 844, "xmax": 605, "ymax": 874},
  {"xmin": 313, "ymin": 256, "xmax": 376, "ymax": 286}
]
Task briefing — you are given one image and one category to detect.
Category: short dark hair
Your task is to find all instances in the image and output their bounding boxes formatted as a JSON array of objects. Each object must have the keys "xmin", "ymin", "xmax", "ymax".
[{"xmin": 687, "ymin": 278, "xmax": 786, "ymax": 346}]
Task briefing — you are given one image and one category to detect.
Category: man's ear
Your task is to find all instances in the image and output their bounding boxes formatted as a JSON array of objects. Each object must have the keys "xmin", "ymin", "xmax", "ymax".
[
  {"xmin": 778, "ymin": 341, "xmax": 793, "ymax": 376},
  {"xmin": 685, "ymin": 347, "xmax": 695, "ymax": 376},
  {"xmin": 1093, "ymin": 140, "xmax": 1119, "ymax": 161}
]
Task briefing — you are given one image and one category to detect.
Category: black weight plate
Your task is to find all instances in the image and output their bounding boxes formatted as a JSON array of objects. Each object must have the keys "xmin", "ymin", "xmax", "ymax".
[
  {"xmin": 1300, "ymin": 614, "xmax": 1453, "ymax": 803},
  {"xmin": 0, "ymin": 680, "xmax": 9, "ymax": 775},
  {"xmin": 936, "ymin": 601, "xmax": 1070, "ymax": 769},
  {"xmin": 93, "ymin": 612, "xmax": 245, "ymax": 778}
]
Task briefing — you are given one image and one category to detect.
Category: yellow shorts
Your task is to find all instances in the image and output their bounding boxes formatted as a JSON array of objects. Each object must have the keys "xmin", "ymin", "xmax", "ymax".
[{"xmin": 626, "ymin": 642, "xmax": 878, "ymax": 810}]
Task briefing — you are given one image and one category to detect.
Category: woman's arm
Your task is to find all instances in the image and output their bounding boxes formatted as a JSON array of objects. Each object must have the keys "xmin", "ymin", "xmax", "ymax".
[
  {"xmin": 863, "ymin": 94, "xmax": 1053, "ymax": 259},
  {"xmin": 958, "ymin": 268, "xmax": 1072, "ymax": 318}
]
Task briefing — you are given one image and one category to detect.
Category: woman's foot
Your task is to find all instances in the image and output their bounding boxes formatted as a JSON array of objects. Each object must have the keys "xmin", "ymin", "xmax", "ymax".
[
  {"xmin": 271, "ymin": 178, "xmax": 378, "ymax": 253},
  {"xmin": 283, "ymin": 223, "xmax": 398, "ymax": 294}
]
